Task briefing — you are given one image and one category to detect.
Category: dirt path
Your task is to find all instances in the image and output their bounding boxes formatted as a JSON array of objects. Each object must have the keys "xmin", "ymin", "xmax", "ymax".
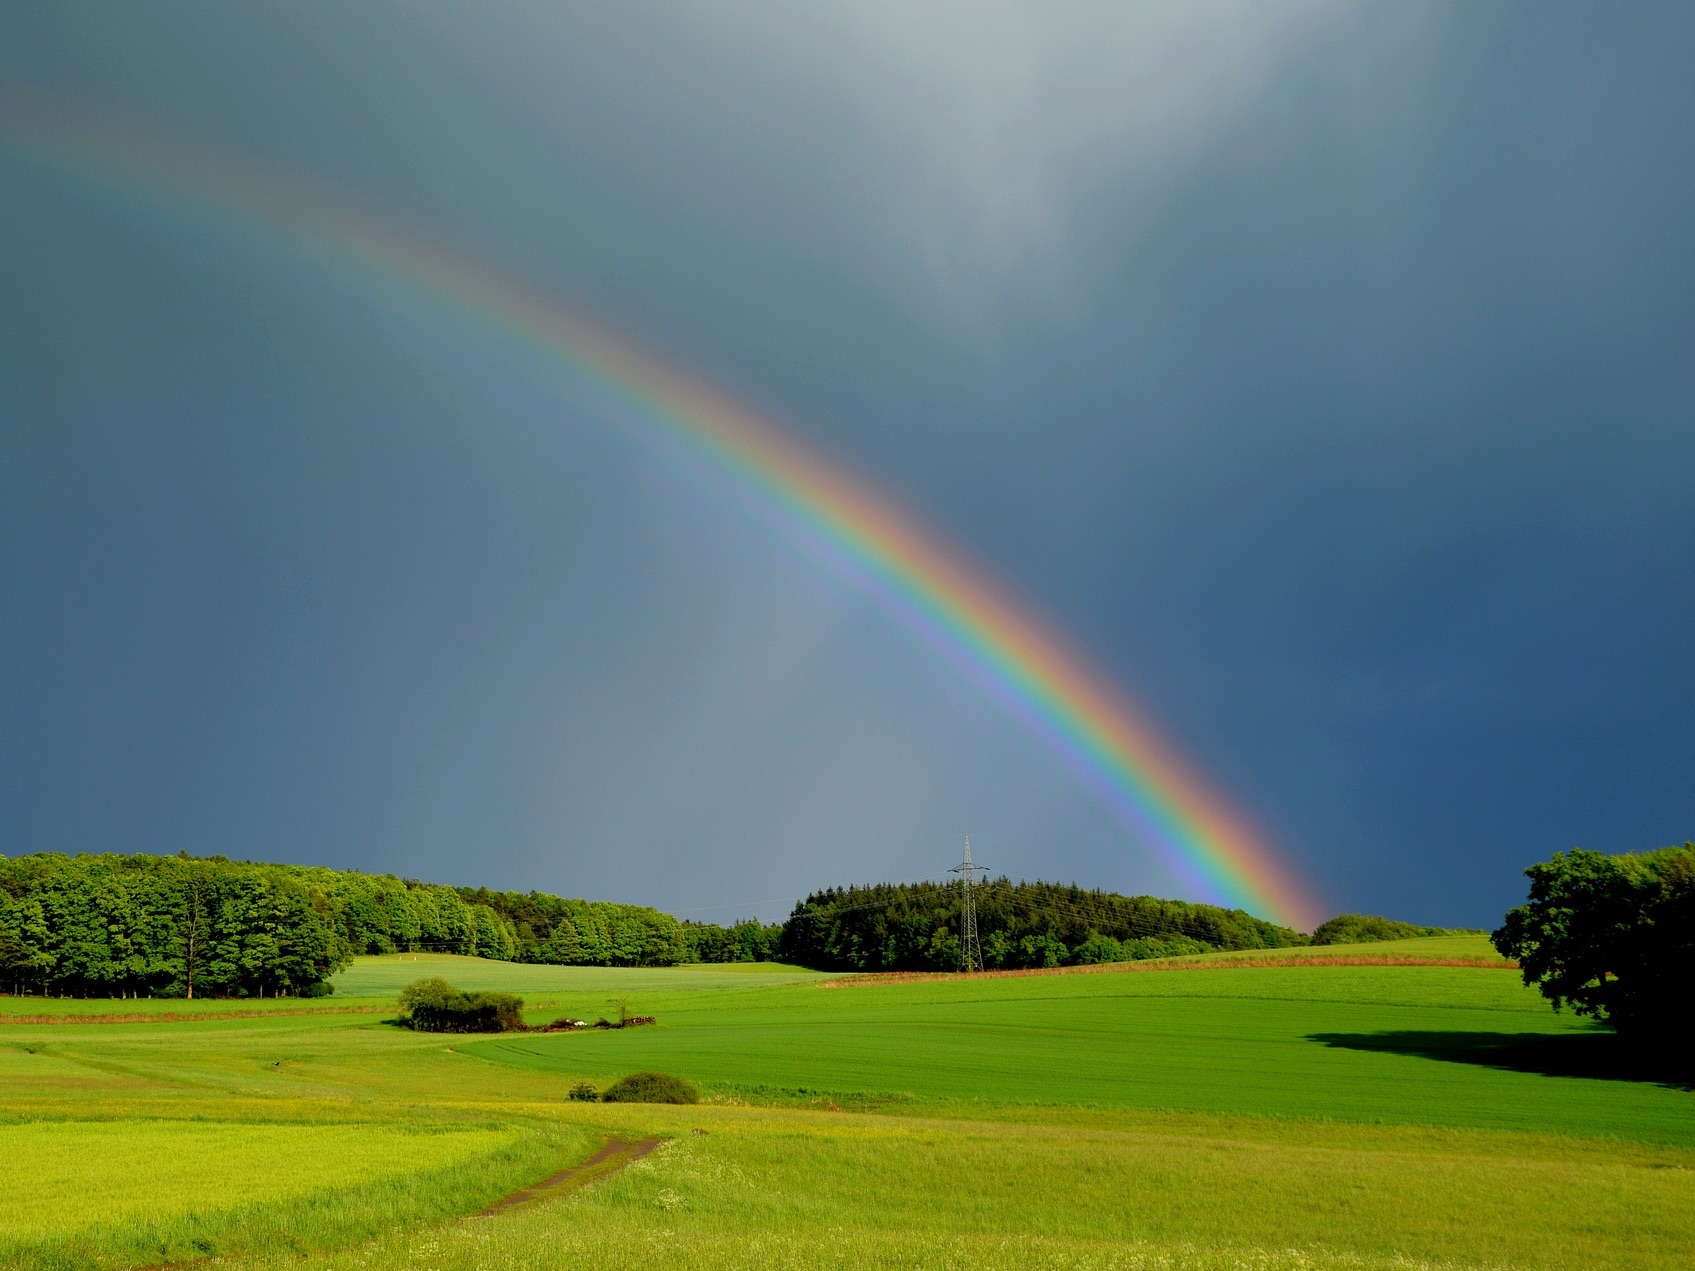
[
  {"xmin": 132, "ymin": 1137, "xmax": 664, "ymax": 1270},
  {"xmin": 475, "ymin": 1136, "xmax": 664, "ymax": 1216}
]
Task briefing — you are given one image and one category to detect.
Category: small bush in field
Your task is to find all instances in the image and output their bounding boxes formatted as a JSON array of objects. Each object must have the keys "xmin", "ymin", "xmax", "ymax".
[
  {"xmin": 600, "ymin": 1070, "xmax": 698, "ymax": 1104},
  {"xmin": 396, "ymin": 978, "xmax": 524, "ymax": 1033},
  {"xmin": 567, "ymin": 1081, "xmax": 600, "ymax": 1102}
]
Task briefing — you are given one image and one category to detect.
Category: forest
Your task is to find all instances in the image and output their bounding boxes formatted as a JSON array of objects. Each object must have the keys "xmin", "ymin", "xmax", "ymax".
[
  {"xmin": 1, "ymin": 852, "xmax": 1315, "ymax": 995},
  {"xmin": 0, "ymin": 853, "xmax": 692, "ymax": 997},
  {"xmin": 778, "ymin": 877, "xmax": 1305, "ymax": 972}
]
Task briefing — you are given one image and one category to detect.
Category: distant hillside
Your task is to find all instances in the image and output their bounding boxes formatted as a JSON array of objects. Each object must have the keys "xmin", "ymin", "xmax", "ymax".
[
  {"xmin": 4, "ymin": 851, "xmax": 1340, "ymax": 998},
  {"xmin": 780, "ymin": 878, "xmax": 1307, "ymax": 973},
  {"xmin": 1310, "ymin": 913, "xmax": 1484, "ymax": 945}
]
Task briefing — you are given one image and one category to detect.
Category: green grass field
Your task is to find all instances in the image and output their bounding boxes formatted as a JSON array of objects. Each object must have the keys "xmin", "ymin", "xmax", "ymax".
[
  {"xmin": 328, "ymin": 952, "xmax": 830, "ymax": 1000},
  {"xmin": 2, "ymin": 939, "xmax": 1689, "ymax": 1270}
]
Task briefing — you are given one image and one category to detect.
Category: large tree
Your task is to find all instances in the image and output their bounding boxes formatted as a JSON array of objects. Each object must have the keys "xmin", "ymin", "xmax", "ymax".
[{"xmin": 1493, "ymin": 843, "xmax": 1694, "ymax": 1044}]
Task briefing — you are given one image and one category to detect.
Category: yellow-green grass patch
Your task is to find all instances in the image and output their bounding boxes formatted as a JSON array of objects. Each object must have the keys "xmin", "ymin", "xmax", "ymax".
[
  {"xmin": 1, "ymin": 1120, "xmax": 507, "ymax": 1239},
  {"xmin": 208, "ymin": 1106, "xmax": 1695, "ymax": 1271},
  {"xmin": 0, "ymin": 1118, "xmax": 598, "ymax": 1269}
]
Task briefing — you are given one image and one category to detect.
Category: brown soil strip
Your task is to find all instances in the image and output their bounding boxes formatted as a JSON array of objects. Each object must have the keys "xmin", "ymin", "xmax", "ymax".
[
  {"xmin": 1, "ymin": 1005, "xmax": 387, "ymax": 1025},
  {"xmin": 824, "ymin": 955, "xmax": 1516, "ymax": 988},
  {"xmin": 475, "ymin": 1136, "xmax": 663, "ymax": 1217}
]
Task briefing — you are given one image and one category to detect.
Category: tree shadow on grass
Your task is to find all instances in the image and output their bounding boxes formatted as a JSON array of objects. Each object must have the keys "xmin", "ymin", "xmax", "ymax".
[{"xmin": 1309, "ymin": 1030, "xmax": 1694, "ymax": 1091}]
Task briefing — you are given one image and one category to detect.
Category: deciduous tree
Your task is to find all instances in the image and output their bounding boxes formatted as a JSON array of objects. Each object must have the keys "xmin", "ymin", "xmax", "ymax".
[{"xmin": 1493, "ymin": 843, "xmax": 1695, "ymax": 1044}]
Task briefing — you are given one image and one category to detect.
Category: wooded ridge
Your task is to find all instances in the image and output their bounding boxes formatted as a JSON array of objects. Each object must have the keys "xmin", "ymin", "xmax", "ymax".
[{"xmin": 2, "ymin": 851, "xmax": 1319, "ymax": 996}]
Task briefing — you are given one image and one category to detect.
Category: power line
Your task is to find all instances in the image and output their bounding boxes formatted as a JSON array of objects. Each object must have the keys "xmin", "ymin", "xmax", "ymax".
[{"xmin": 950, "ymin": 835, "xmax": 987, "ymax": 973}]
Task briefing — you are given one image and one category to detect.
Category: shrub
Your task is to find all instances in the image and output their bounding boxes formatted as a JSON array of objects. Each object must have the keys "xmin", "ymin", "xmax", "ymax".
[
  {"xmin": 1070, "ymin": 934, "xmax": 1125, "ymax": 965},
  {"xmin": 298, "ymin": 981, "xmax": 334, "ymax": 997},
  {"xmin": 1312, "ymin": 914, "xmax": 1446, "ymax": 945},
  {"xmin": 396, "ymin": 978, "xmax": 525, "ymax": 1033},
  {"xmin": 398, "ymin": 977, "xmax": 457, "ymax": 1013},
  {"xmin": 1017, "ymin": 933, "xmax": 1069, "ymax": 968},
  {"xmin": 567, "ymin": 1081, "xmax": 600, "ymax": 1102},
  {"xmin": 600, "ymin": 1070, "xmax": 698, "ymax": 1104},
  {"xmin": 1120, "ymin": 934, "xmax": 1211, "ymax": 960}
]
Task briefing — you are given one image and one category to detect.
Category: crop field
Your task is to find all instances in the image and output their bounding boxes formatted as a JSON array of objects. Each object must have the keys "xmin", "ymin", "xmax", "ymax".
[{"xmin": 2, "ymin": 940, "xmax": 1691, "ymax": 1271}]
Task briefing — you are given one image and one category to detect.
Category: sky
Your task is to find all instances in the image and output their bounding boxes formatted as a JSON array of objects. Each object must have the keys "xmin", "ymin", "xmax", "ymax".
[{"xmin": 2, "ymin": 2, "xmax": 1691, "ymax": 930}]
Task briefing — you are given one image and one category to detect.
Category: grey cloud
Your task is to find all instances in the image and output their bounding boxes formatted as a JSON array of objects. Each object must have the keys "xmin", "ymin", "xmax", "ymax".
[{"xmin": 2, "ymin": 2, "xmax": 1691, "ymax": 928}]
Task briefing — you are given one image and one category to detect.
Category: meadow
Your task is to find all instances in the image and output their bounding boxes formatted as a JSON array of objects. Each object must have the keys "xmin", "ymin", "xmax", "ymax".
[{"xmin": 2, "ymin": 939, "xmax": 1690, "ymax": 1271}]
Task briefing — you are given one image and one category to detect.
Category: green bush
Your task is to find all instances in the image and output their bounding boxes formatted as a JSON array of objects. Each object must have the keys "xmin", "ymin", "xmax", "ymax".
[
  {"xmin": 1069, "ymin": 933, "xmax": 1126, "ymax": 965},
  {"xmin": 600, "ymin": 1070, "xmax": 698, "ymax": 1104},
  {"xmin": 396, "ymin": 978, "xmax": 524, "ymax": 1033},
  {"xmin": 1069, "ymin": 932, "xmax": 1211, "ymax": 964},
  {"xmin": 1311, "ymin": 914, "xmax": 1451, "ymax": 945},
  {"xmin": 299, "ymin": 981, "xmax": 334, "ymax": 997},
  {"xmin": 398, "ymin": 977, "xmax": 456, "ymax": 1012},
  {"xmin": 1121, "ymin": 934, "xmax": 1212, "ymax": 960},
  {"xmin": 567, "ymin": 1081, "xmax": 600, "ymax": 1102}
]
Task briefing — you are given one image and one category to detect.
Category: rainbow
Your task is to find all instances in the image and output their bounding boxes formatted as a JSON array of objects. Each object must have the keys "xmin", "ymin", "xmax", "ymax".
[{"xmin": 0, "ymin": 98, "xmax": 1323, "ymax": 929}]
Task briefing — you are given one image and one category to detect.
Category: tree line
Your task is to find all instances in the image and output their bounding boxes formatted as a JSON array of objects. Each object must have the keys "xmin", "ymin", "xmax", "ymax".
[
  {"xmin": 777, "ymin": 877, "xmax": 1305, "ymax": 972},
  {"xmin": 681, "ymin": 918, "xmax": 785, "ymax": 964},
  {"xmin": 1, "ymin": 852, "xmax": 1313, "ymax": 995},
  {"xmin": 27, "ymin": 846, "xmax": 1624, "ymax": 1001},
  {"xmin": 447, "ymin": 886, "xmax": 691, "ymax": 967},
  {"xmin": 2, "ymin": 853, "xmax": 356, "ymax": 998},
  {"xmin": 0, "ymin": 853, "xmax": 708, "ymax": 997}
]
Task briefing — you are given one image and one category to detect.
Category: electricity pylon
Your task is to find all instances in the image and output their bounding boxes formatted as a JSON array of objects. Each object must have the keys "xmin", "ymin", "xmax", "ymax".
[{"xmin": 951, "ymin": 834, "xmax": 987, "ymax": 973}]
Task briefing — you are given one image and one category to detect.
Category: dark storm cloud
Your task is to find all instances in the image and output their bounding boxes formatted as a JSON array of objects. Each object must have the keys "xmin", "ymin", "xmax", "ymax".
[{"xmin": 1, "ymin": 2, "xmax": 1690, "ymax": 924}]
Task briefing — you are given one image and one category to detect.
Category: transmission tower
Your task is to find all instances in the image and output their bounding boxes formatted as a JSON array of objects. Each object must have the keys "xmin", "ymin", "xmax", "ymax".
[{"xmin": 951, "ymin": 834, "xmax": 987, "ymax": 973}]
